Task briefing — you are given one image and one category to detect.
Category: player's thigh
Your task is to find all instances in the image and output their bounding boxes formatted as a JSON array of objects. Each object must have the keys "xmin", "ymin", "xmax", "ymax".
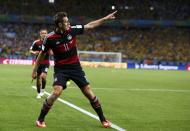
[
  {"xmin": 70, "ymin": 70, "xmax": 90, "ymax": 88},
  {"xmin": 41, "ymin": 65, "xmax": 49, "ymax": 74},
  {"xmin": 40, "ymin": 72, "xmax": 47, "ymax": 80},
  {"xmin": 53, "ymin": 72, "xmax": 69, "ymax": 89}
]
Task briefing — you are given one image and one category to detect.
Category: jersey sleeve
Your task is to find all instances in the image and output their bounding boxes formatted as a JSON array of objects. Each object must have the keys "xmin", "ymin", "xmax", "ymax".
[
  {"xmin": 42, "ymin": 36, "xmax": 51, "ymax": 53},
  {"xmin": 30, "ymin": 41, "xmax": 38, "ymax": 50},
  {"xmin": 71, "ymin": 25, "xmax": 84, "ymax": 36}
]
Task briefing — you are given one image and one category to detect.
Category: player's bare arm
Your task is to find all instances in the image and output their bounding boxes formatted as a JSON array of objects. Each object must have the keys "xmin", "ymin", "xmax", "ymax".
[
  {"xmin": 84, "ymin": 11, "xmax": 117, "ymax": 30},
  {"xmin": 32, "ymin": 51, "xmax": 46, "ymax": 79},
  {"xmin": 30, "ymin": 50, "xmax": 40, "ymax": 55}
]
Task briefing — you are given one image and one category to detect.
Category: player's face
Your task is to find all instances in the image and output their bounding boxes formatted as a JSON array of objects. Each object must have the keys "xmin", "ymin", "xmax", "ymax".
[
  {"xmin": 40, "ymin": 30, "xmax": 48, "ymax": 40},
  {"xmin": 62, "ymin": 17, "xmax": 70, "ymax": 31}
]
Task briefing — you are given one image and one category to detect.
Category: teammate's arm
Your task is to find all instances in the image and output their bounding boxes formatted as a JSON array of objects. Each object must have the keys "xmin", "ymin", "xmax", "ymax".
[
  {"xmin": 30, "ymin": 42, "xmax": 40, "ymax": 55},
  {"xmin": 84, "ymin": 11, "xmax": 117, "ymax": 30},
  {"xmin": 32, "ymin": 51, "xmax": 46, "ymax": 79},
  {"xmin": 30, "ymin": 49, "xmax": 40, "ymax": 55}
]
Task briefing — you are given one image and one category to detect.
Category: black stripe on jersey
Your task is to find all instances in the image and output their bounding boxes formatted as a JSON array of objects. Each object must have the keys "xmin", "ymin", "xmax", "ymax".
[{"xmin": 54, "ymin": 47, "xmax": 77, "ymax": 60}]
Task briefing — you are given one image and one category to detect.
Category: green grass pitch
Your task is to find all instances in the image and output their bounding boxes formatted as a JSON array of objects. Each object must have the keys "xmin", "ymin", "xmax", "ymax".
[{"xmin": 0, "ymin": 64, "xmax": 190, "ymax": 131}]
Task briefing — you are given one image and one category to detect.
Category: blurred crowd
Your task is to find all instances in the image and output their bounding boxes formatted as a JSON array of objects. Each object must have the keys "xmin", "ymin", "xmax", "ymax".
[
  {"xmin": 78, "ymin": 27, "xmax": 190, "ymax": 65},
  {"xmin": 0, "ymin": 0, "xmax": 189, "ymax": 20},
  {"xmin": 0, "ymin": 23, "xmax": 52, "ymax": 59},
  {"xmin": 0, "ymin": 23, "xmax": 189, "ymax": 65}
]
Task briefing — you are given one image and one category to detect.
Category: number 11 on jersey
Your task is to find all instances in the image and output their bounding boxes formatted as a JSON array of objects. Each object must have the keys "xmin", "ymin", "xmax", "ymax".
[{"xmin": 64, "ymin": 44, "xmax": 69, "ymax": 51}]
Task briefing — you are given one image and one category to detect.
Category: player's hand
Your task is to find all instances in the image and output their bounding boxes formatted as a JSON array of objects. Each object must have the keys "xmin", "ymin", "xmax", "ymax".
[
  {"xmin": 104, "ymin": 11, "xmax": 117, "ymax": 20},
  {"xmin": 34, "ymin": 51, "xmax": 40, "ymax": 55},
  {"xmin": 32, "ymin": 70, "xmax": 37, "ymax": 79}
]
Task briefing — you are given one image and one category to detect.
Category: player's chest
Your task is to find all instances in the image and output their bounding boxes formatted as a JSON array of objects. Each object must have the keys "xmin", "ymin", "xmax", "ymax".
[
  {"xmin": 54, "ymin": 34, "xmax": 75, "ymax": 44},
  {"xmin": 36, "ymin": 42, "xmax": 43, "ymax": 50},
  {"xmin": 52, "ymin": 35, "xmax": 76, "ymax": 51}
]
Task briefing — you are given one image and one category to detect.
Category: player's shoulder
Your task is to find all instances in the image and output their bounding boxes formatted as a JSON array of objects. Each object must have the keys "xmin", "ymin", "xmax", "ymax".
[
  {"xmin": 32, "ymin": 39, "xmax": 41, "ymax": 45},
  {"xmin": 33, "ymin": 39, "xmax": 40, "ymax": 43},
  {"xmin": 46, "ymin": 31, "xmax": 55, "ymax": 38},
  {"xmin": 46, "ymin": 31, "xmax": 60, "ymax": 40}
]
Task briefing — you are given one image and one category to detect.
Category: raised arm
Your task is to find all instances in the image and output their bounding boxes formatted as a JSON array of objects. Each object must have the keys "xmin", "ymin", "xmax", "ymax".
[{"xmin": 84, "ymin": 11, "xmax": 117, "ymax": 30}]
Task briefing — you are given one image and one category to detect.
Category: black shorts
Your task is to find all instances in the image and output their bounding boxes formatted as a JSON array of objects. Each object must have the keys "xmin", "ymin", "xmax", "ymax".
[
  {"xmin": 53, "ymin": 63, "xmax": 89, "ymax": 89},
  {"xmin": 37, "ymin": 64, "xmax": 49, "ymax": 76}
]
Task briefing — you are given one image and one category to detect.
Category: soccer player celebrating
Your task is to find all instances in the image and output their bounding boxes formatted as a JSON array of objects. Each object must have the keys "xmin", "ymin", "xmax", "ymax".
[
  {"xmin": 32, "ymin": 11, "xmax": 117, "ymax": 128},
  {"xmin": 30, "ymin": 29, "xmax": 50, "ymax": 99}
]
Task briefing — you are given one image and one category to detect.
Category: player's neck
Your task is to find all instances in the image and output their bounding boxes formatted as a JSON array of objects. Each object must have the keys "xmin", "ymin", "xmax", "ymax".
[{"xmin": 55, "ymin": 28, "xmax": 66, "ymax": 35}]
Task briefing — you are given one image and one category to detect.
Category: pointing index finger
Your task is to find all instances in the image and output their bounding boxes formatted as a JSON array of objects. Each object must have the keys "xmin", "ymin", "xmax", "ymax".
[{"xmin": 112, "ymin": 10, "xmax": 117, "ymax": 15}]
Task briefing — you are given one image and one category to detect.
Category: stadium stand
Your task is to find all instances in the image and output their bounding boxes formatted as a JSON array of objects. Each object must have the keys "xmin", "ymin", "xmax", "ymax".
[
  {"xmin": 0, "ymin": 23, "xmax": 189, "ymax": 65},
  {"xmin": 0, "ymin": 0, "xmax": 189, "ymax": 66},
  {"xmin": 0, "ymin": 0, "xmax": 189, "ymax": 20}
]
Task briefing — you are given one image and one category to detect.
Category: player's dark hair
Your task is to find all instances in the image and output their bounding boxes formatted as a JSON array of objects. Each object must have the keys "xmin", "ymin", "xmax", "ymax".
[{"xmin": 54, "ymin": 12, "xmax": 67, "ymax": 27}]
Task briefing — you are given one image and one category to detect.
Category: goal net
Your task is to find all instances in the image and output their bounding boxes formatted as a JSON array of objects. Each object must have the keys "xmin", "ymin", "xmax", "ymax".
[{"xmin": 78, "ymin": 51, "xmax": 122, "ymax": 63}]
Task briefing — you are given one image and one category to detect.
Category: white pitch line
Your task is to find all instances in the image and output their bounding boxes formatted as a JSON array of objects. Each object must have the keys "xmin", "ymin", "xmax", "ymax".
[
  {"xmin": 67, "ymin": 86, "xmax": 190, "ymax": 93},
  {"xmin": 32, "ymin": 86, "xmax": 126, "ymax": 131},
  {"xmin": 127, "ymin": 88, "xmax": 190, "ymax": 93}
]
